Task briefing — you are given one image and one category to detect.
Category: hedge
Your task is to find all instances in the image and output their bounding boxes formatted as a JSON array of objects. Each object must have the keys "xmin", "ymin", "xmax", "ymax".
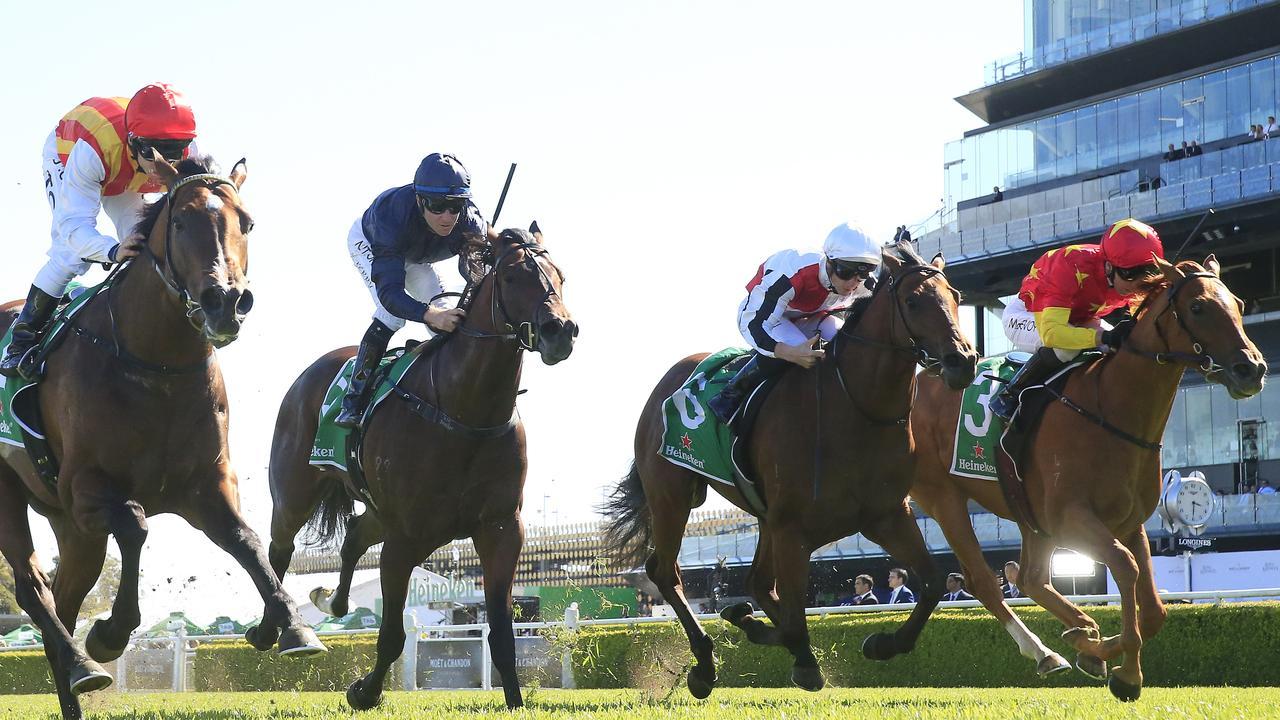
[
  {"xmin": 2, "ymin": 604, "xmax": 1278, "ymax": 695},
  {"xmin": 570, "ymin": 603, "xmax": 1280, "ymax": 689}
]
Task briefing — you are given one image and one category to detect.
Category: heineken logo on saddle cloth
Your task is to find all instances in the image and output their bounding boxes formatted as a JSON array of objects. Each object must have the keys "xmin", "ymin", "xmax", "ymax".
[
  {"xmin": 310, "ymin": 349, "xmax": 422, "ymax": 471},
  {"xmin": 951, "ymin": 355, "xmax": 1018, "ymax": 481},
  {"xmin": 658, "ymin": 347, "xmax": 750, "ymax": 486}
]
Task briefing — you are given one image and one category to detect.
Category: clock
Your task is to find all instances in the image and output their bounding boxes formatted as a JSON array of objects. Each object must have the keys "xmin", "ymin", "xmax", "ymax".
[{"xmin": 1160, "ymin": 470, "xmax": 1215, "ymax": 530}]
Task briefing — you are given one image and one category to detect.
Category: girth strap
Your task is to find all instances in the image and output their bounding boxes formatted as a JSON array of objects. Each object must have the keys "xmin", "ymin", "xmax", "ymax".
[{"xmin": 1043, "ymin": 386, "xmax": 1162, "ymax": 451}]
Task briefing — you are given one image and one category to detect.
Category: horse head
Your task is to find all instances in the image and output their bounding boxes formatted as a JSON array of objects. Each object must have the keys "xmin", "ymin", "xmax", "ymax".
[
  {"xmin": 874, "ymin": 240, "xmax": 977, "ymax": 390},
  {"xmin": 473, "ymin": 227, "xmax": 577, "ymax": 365},
  {"xmin": 1141, "ymin": 255, "xmax": 1266, "ymax": 399},
  {"xmin": 143, "ymin": 155, "xmax": 253, "ymax": 348}
]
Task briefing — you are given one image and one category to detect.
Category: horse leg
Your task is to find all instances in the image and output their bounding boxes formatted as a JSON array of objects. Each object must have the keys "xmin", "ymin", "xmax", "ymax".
[
  {"xmin": 0, "ymin": 474, "xmax": 109, "ymax": 718},
  {"xmin": 185, "ymin": 482, "xmax": 324, "ymax": 656},
  {"xmin": 721, "ymin": 528, "xmax": 785, "ymax": 646},
  {"xmin": 857, "ymin": 506, "xmax": 945, "ymax": 662},
  {"xmin": 347, "ymin": 537, "xmax": 418, "ymax": 710},
  {"xmin": 473, "ymin": 513, "xmax": 524, "ymax": 709},
  {"xmin": 48, "ymin": 521, "xmax": 107, "ymax": 636},
  {"xmin": 1120, "ymin": 525, "xmax": 1166, "ymax": 641},
  {"xmin": 1016, "ymin": 529, "xmax": 1108, "ymax": 679},
  {"xmin": 641, "ymin": 472, "xmax": 717, "ymax": 699},
  {"xmin": 75, "ymin": 501, "xmax": 147, "ymax": 663},
  {"xmin": 921, "ymin": 490, "xmax": 1068, "ymax": 676},
  {"xmin": 313, "ymin": 512, "xmax": 384, "ymax": 619},
  {"xmin": 766, "ymin": 526, "xmax": 823, "ymax": 691}
]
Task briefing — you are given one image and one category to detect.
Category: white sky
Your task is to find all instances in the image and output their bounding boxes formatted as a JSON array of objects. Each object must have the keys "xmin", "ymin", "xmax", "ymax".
[{"xmin": 0, "ymin": 1, "xmax": 1019, "ymax": 625}]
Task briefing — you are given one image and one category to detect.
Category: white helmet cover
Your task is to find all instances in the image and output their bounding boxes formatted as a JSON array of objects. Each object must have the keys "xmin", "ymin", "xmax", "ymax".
[{"xmin": 822, "ymin": 222, "xmax": 881, "ymax": 265}]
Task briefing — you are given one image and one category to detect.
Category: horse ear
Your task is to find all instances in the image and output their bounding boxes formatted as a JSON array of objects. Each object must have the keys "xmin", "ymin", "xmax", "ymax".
[
  {"xmin": 880, "ymin": 246, "xmax": 904, "ymax": 274},
  {"xmin": 931, "ymin": 252, "xmax": 946, "ymax": 271},
  {"xmin": 529, "ymin": 220, "xmax": 543, "ymax": 244},
  {"xmin": 1155, "ymin": 253, "xmax": 1184, "ymax": 284},
  {"xmin": 147, "ymin": 149, "xmax": 180, "ymax": 188},
  {"xmin": 1204, "ymin": 253, "xmax": 1221, "ymax": 277},
  {"xmin": 229, "ymin": 158, "xmax": 248, "ymax": 190}
]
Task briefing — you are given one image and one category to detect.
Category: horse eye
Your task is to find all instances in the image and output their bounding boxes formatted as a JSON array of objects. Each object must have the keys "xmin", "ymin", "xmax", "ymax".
[
  {"xmin": 905, "ymin": 297, "xmax": 918, "ymax": 310},
  {"xmin": 173, "ymin": 219, "xmax": 185, "ymax": 232},
  {"xmin": 244, "ymin": 220, "xmax": 255, "ymax": 233},
  {"xmin": 1190, "ymin": 301, "xmax": 1204, "ymax": 315}
]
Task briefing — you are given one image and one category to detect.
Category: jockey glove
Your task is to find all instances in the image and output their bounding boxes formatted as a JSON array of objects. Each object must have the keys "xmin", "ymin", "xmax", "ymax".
[{"xmin": 1101, "ymin": 318, "xmax": 1136, "ymax": 350}]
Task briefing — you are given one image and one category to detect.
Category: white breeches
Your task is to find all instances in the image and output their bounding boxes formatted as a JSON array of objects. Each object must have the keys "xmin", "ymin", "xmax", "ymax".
[{"xmin": 347, "ymin": 219, "xmax": 449, "ymax": 332}]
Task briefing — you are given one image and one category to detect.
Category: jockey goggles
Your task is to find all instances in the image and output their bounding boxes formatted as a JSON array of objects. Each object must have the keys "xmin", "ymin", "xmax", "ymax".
[
  {"xmin": 1113, "ymin": 263, "xmax": 1160, "ymax": 282},
  {"xmin": 418, "ymin": 194, "xmax": 466, "ymax": 215},
  {"xmin": 129, "ymin": 136, "xmax": 192, "ymax": 163},
  {"xmin": 829, "ymin": 259, "xmax": 877, "ymax": 281}
]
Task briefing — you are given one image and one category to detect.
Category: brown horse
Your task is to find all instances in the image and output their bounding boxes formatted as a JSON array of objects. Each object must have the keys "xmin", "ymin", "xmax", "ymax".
[
  {"xmin": 0, "ymin": 157, "xmax": 324, "ymax": 720},
  {"xmin": 910, "ymin": 256, "xmax": 1265, "ymax": 701},
  {"xmin": 604, "ymin": 240, "xmax": 977, "ymax": 697},
  {"xmin": 263, "ymin": 228, "xmax": 575, "ymax": 710}
]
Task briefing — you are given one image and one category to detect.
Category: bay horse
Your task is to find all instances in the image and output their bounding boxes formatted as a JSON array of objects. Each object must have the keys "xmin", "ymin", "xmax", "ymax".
[
  {"xmin": 910, "ymin": 256, "xmax": 1265, "ymax": 701},
  {"xmin": 0, "ymin": 157, "xmax": 324, "ymax": 720},
  {"xmin": 604, "ymin": 240, "xmax": 978, "ymax": 697},
  {"xmin": 262, "ymin": 228, "xmax": 575, "ymax": 710}
]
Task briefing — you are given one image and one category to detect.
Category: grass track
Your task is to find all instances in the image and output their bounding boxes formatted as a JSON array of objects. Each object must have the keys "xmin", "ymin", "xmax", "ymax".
[{"xmin": 1, "ymin": 688, "xmax": 1277, "ymax": 719}]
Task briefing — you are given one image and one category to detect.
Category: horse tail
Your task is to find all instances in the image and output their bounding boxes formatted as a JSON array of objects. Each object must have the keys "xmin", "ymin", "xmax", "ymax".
[
  {"xmin": 601, "ymin": 460, "xmax": 653, "ymax": 568},
  {"xmin": 303, "ymin": 479, "xmax": 354, "ymax": 548}
]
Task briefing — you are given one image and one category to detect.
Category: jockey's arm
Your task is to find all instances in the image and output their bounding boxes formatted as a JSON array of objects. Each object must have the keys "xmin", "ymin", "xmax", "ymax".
[
  {"xmin": 1034, "ymin": 306, "xmax": 1102, "ymax": 350},
  {"xmin": 742, "ymin": 272, "xmax": 823, "ymax": 367},
  {"xmin": 486, "ymin": 225, "xmax": 501, "ymax": 242},
  {"xmin": 370, "ymin": 251, "xmax": 430, "ymax": 323},
  {"xmin": 54, "ymin": 141, "xmax": 120, "ymax": 264}
]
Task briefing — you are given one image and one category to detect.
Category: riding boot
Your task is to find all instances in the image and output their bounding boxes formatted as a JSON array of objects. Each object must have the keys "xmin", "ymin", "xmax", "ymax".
[
  {"xmin": 0, "ymin": 286, "xmax": 60, "ymax": 379},
  {"xmin": 708, "ymin": 354, "xmax": 781, "ymax": 425},
  {"xmin": 334, "ymin": 320, "xmax": 395, "ymax": 429},
  {"xmin": 989, "ymin": 347, "xmax": 1067, "ymax": 422}
]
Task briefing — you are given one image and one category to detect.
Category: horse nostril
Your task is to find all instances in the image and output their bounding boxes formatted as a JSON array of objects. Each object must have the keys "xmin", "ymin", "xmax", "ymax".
[
  {"xmin": 568, "ymin": 321, "xmax": 580, "ymax": 338},
  {"xmin": 235, "ymin": 289, "xmax": 255, "ymax": 316},
  {"xmin": 1232, "ymin": 361, "xmax": 1263, "ymax": 381},
  {"xmin": 199, "ymin": 288, "xmax": 226, "ymax": 315}
]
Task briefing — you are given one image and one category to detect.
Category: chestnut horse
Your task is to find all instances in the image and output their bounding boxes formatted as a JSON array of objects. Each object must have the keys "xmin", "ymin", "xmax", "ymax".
[
  {"xmin": 910, "ymin": 256, "xmax": 1265, "ymax": 701},
  {"xmin": 0, "ymin": 157, "xmax": 323, "ymax": 720},
  {"xmin": 604, "ymin": 240, "xmax": 977, "ymax": 697},
  {"xmin": 263, "ymin": 228, "xmax": 575, "ymax": 710}
]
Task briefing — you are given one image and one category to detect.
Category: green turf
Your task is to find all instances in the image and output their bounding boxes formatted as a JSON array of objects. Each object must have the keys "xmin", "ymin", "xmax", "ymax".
[{"xmin": 0, "ymin": 688, "xmax": 1276, "ymax": 719}]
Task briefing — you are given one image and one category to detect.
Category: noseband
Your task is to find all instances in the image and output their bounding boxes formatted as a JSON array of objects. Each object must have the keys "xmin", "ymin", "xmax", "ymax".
[{"xmin": 455, "ymin": 241, "xmax": 563, "ymax": 352}]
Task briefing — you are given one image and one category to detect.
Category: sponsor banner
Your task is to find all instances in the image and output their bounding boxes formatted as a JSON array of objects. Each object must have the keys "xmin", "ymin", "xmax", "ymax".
[
  {"xmin": 1109, "ymin": 549, "xmax": 1280, "ymax": 598},
  {"xmin": 950, "ymin": 356, "xmax": 1016, "ymax": 481}
]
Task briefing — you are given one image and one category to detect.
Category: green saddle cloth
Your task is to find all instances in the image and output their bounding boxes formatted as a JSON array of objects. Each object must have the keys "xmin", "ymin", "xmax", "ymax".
[
  {"xmin": 950, "ymin": 355, "xmax": 1019, "ymax": 481},
  {"xmin": 657, "ymin": 347, "xmax": 751, "ymax": 485},
  {"xmin": 310, "ymin": 348, "xmax": 422, "ymax": 471}
]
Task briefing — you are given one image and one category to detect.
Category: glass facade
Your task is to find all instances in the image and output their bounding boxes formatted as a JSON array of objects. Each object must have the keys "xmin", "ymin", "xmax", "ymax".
[
  {"xmin": 988, "ymin": 0, "xmax": 1269, "ymax": 85},
  {"xmin": 946, "ymin": 53, "xmax": 1280, "ymax": 210},
  {"xmin": 1162, "ymin": 379, "xmax": 1280, "ymax": 470}
]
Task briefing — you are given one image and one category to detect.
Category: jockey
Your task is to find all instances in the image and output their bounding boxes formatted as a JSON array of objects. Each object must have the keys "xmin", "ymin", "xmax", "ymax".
[
  {"xmin": 1, "ymin": 83, "xmax": 197, "ymax": 378},
  {"xmin": 335, "ymin": 153, "xmax": 501, "ymax": 428},
  {"xmin": 707, "ymin": 222, "xmax": 882, "ymax": 424},
  {"xmin": 988, "ymin": 218, "xmax": 1165, "ymax": 422}
]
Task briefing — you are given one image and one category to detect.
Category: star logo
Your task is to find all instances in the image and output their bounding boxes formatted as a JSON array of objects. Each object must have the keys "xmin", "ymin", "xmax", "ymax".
[
  {"xmin": 1063, "ymin": 244, "xmax": 1084, "ymax": 255},
  {"xmin": 680, "ymin": 433, "xmax": 693, "ymax": 450},
  {"xmin": 1074, "ymin": 268, "xmax": 1089, "ymax": 287},
  {"xmin": 972, "ymin": 442, "xmax": 985, "ymax": 459},
  {"xmin": 1089, "ymin": 302, "xmax": 1103, "ymax": 313},
  {"xmin": 1028, "ymin": 264, "xmax": 1041, "ymax": 280}
]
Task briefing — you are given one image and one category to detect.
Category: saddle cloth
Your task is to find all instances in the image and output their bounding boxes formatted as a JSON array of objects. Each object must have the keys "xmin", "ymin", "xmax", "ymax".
[{"xmin": 310, "ymin": 348, "xmax": 422, "ymax": 471}]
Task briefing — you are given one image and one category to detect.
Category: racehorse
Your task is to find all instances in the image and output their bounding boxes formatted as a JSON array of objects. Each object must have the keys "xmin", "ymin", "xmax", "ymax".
[
  {"xmin": 0, "ymin": 156, "xmax": 324, "ymax": 720},
  {"xmin": 263, "ymin": 228, "xmax": 575, "ymax": 710},
  {"xmin": 909, "ymin": 256, "xmax": 1265, "ymax": 701},
  {"xmin": 603, "ymin": 240, "xmax": 977, "ymax": 697}
]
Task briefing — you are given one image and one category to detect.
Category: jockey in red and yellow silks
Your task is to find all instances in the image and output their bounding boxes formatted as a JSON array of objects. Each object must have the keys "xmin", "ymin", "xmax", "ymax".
[
  {"xmin": 989, "ymin": 218, "xmax": 1165, "ymax": 421},
  {"xmin": 1, "ymin": 83, "xmax": 198, "ymax": 378}
]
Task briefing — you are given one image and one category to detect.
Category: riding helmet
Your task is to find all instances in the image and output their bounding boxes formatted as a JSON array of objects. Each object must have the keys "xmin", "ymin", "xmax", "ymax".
[
  {"xmin": 1101, "ymin": 218, "xmax": 1164, "ymax": 268},
  {"xmin": 414, "ymin": 153, "xmax": 472, "ymax": 199}
]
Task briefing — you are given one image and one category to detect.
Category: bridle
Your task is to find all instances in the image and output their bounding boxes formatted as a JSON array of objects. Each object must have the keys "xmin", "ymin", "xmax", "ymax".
[
  {"xmin": 840, "ymin": 263, "xmax": 953, "ymax": 375},
  {"xmin": 454, "ymin": 237, "xmax": 564, "ymax": 352},
  {"xmin": 1122, "ymin": 270, "xmax": 1234, "ymax": 378}
]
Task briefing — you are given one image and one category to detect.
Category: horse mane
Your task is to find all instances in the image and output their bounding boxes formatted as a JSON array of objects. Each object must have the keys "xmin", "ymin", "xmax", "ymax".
[
  {"xmin": 1132, "ymin": 259, "xmax": 1208, "ymax": 320},
  {"xmin": 888, "ymin": 239, "xmax": 929, "ymax": 268},
  {"xmin": 454, "ymin": 228, "xmax": 540, "ymax": 298},
  {"xmin": 133, "ymin": 156, "xmax": 221, "ymax": 239}
]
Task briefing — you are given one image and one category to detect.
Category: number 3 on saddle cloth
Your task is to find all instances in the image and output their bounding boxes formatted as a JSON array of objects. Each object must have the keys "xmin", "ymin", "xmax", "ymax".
[
  {"xmin": 952, "ymin": 352, "xmax": 1099, "ymax": 536},
  {"xmin": 658, "ymin": 347, "xmax": 780, "ymax": 517},
  {"xmin": 0, "ymin": 281, "xmax": 101, "ymax": 491}
]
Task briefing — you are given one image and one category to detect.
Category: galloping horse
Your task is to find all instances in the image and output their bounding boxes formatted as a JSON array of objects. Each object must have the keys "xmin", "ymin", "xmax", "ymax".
[
  {"xmin": 0, "ymin": 157, "xmax": 323, "ymax": 720},
  {"xmin": 604, "ymin": 240, "xmax": 977, "ymax": 697},
  {"xmin": 263, "ymin": 228, "xmax": 575, "ymax": 710},
  {"xmin": 910, "ymin": 256, "xmax": 1265, "ymax": 701}
]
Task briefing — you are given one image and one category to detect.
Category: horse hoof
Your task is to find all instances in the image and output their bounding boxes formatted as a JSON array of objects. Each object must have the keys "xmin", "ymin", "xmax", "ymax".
[
  {"xmin": 69, "ymin": 661, "xmax": 113, "ymax": 695},
  {"xmin": 1075, "ymin": 652, "xmax": 1108, "ymax": 681},
  {"xmin": 278, "ymin": 625, "xmax": 327, "ymax": 657},
  {"xmin": 1062, "ymin": 626, "xmax": 1099, "ymax": 648},
  {"xmin": 245, "ymin": 623, "xmax": 279, "ymax": 652},
  {"xmin": 346, "ymin": 678, "xmax": 382, "ymax": 711},
  {"xmin": 861, "ymin": 632, "xmax": 898, "ymax": 661},
  {"xmin": 84, "ymin": 619, "xmax": 126, "ymax": 663},
  {"xmin": 1037, "ymin": 653, "xmax": 1071, "ymax": 677},
  {"xmin": 719, "ymin": 602, "xmax": 753, "ymax": 625},
  {"xmin": 791, "ymin": 664, "xmax": 825, "ymax": 692},
  {"xmin": 686, "ymin": 662, "xmax": 717, "ymax": 699},
  {"xmin": 1108, "ymin": 673, "xmax": 1141, "ymax": 702}
]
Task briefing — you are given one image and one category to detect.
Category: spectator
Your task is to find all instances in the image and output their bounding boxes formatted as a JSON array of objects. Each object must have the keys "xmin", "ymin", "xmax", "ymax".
[
  {"xmin": 1181, "ymin": 140, "xmax": 1191, "ymax": 158},
  {"xmin": 1267, "ymin": 116, "xmax": 1279, "ymax": 137},
  {"xmin": 1002, "ymin": 561, "xmax": 1022, "ymax": 599},
  {"xmin": 853, "ymin": 574, "xmax": 878, "ymax": 606},
  {"xmin": 992, "ymin": 186, "xmax": 1003, "ymax": 202},
  {"xmin": 1163, "ymin": 143, "xmax": 1178, "ymax": 161},
  {"xmin": 944, "ymin": 572, "xmax": 975, "ymax": 602},
  {"xmin": 887, "ymin": 568, "xmax": 915, "ymax": 604},
  {"xmin": 1259, "ymin": 480, "xmax": 1276, "ymax": 495},
  {"xmin": 1189, "ymin": 139, "xmax": 1203, "ymax": 157},
  {"xmin": 1250, "ymin": 124, "xmax": 1264, "ymax": 141}
]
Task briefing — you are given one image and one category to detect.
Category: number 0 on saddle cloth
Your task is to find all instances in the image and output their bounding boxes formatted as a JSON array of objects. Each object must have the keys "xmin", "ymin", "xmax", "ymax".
[{"xmin": 658, "ymin": 348, "xmax": 752, "ymax": 486}]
